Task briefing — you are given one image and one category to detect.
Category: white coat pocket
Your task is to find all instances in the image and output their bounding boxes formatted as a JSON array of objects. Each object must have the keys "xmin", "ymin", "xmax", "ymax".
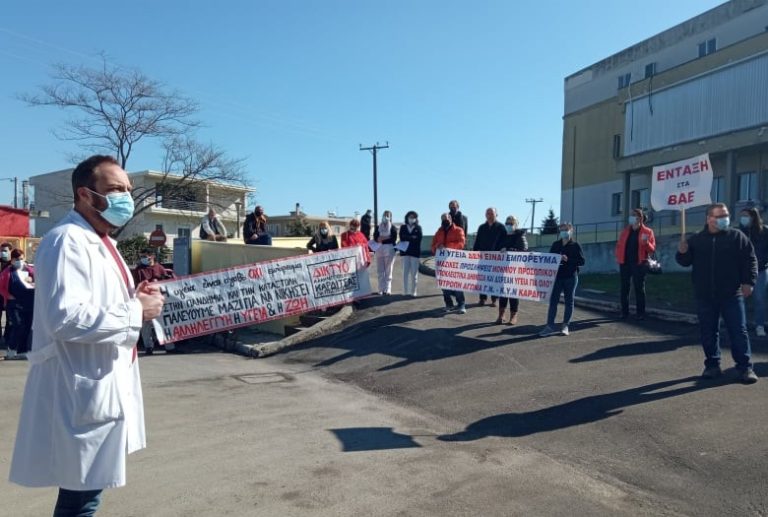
[{"xmin": 72, "ymin": 373, "xmax": 123, "ymax": 427}]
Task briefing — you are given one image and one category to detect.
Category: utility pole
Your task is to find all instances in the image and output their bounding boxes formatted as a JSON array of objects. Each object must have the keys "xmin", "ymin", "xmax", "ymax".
[
  {"xmin": 525, "ymin": 198, "xmax": 543, "ymax": 234},
  {"xmin": 1, "ymin": 177, "xmax": 18, "ymax": 208},
  {"xmin": 359, "ymin": 142, "xmax": 389, "ymax": 224}
]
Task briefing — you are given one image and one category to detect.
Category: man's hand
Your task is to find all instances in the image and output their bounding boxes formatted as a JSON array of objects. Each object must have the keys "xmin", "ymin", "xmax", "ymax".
[
  {"xmin": 499, "ymin": 247, "xmax": 507, "ymax": 253},
  {"xmin": 437, "ymin": 244, "xmax": 445, "ymax": 250},
  {"xmin": 742, "ymin": 284, "xmax": 754, "ymax": 298},
  {"xmin": 136, "ymin": 281, "xmax": 165, "ymax": 320},
  {"xmin": 561, "ymin": 254, "xmax": 568, "ymax": 262},
  {"xmin": 678, "ymin": 240, "xmax": 689, "ymax": 254}
]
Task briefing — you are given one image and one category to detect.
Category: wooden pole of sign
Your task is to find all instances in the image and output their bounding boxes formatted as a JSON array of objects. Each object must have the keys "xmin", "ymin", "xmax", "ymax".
[{"xmin": 680, "ymin": 208, "xmax": 686, "ymax": 241}]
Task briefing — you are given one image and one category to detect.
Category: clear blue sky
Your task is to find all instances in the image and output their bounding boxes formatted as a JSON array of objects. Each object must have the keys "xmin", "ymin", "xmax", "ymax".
[{"xmin": 0, "ymin": 0, "xmax": 723, "ymax": 233}]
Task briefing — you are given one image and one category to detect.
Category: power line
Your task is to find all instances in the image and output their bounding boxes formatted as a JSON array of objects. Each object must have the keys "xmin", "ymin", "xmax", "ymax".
[
  {"xmin": 525, "ymin": 198, "xmax": 543, "ymax": 234},
  {"xmin": 359, "ymin": 142, "xmax": 389, "ymax": 224}
]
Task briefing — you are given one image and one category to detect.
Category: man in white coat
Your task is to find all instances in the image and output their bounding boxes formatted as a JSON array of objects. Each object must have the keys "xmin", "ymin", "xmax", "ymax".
[{"xmin": 9, "ymin": 155, "xmax": 165, "ymax": 516}]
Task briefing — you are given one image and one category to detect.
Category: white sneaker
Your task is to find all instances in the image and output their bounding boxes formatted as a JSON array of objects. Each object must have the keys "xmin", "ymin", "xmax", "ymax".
[
  {"xmin": 757, "ymin": 325, "xmax": 766, "ymax": 337},
  {"xmin": 458, "ymin": 305, "xmax": 467, "ymax": 314},
  {"xmin": 560, "ymin": 325, "xmax": 570, "ymax": 336}
]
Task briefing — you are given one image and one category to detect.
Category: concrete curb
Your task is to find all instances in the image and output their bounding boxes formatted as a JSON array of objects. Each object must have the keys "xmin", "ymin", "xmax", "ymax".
[
  {"xmin": 420, "ymin": 258, "xmax": 698, "ymax": 325},
  {"xmin": 219, "ymin": 304, "xmax": 356, "ymax": 358}
]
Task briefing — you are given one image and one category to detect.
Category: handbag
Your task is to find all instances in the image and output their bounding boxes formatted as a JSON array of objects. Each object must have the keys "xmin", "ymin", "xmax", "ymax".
[{"xmin": 645, "ymin": 253, "xmax": 662, "ymax": 275}]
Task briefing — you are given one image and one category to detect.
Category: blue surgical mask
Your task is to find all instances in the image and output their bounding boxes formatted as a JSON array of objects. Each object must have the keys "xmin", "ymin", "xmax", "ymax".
[
  {"xmin": 140, "ymin": 257, "xmax": 150, "ymax": 266},
  {"xmin": 13, "ymin": 260, "xmax": 24, "ymax": 269},
  {"xmin": 0, "ymin": 250, "xmax": 8, "ymax": 261},
  {"xmin": 408, "ymin": 218, "xmax": 417, "ymax": 225},
  {"xmin": 88, "ymin": 189, "xmax": 135, "ymax": 227},
  {"xmin": 320, "ymin": 228, "xmax": 328, "ymax": 236},
  {"xmin": 715, "ymin": 216, "xmax": 730, "ymax": 231},
  {"xmin": 559, "ymin": 230, "xmax": 571, "ymax": 240},
  {"xmin": 628, "ymin": 216, "xmax": 637, "ymax": 225},
  {"xmin": 740, "ymin": 216, "xmax": 751, "ymax": 227},
  {"xmin": 505, "ymin": 224, "xmax": 515, "ymax": 233}
]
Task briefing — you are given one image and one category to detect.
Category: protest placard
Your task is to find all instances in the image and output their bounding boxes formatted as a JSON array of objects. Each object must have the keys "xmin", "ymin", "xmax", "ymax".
[
  {"xmin": 650, "ymin": 153, "xmax": 713, "ymax": 211},
  {"xmin": 434, "ymin": 248, "xmax": 561, "ymax": 302},
  {"xmin": 152, "ymin": 247, "xmax": 371, "ymax": 344}
]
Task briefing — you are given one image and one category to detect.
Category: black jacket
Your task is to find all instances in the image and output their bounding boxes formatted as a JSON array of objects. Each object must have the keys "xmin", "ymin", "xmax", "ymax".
[
  {"xmin": 243, "ymin": 213, "xmax": 267, "ymax": 243},
  {"xmin": 549, "ymin": 238, "xmax": 586, "ymax": 279},
  {"xmin": 398, "ymin": 224, "xmax": 423, "ymax": 257},
  {"xmin": 501, "ymin": 229, "xmax": 528, "ymax": 252},
  {"xmin": 676, "ymin": 227, "xmax": 757, "ymax": 300},
  {"xmin": 360, "ymin": 213, "xmax": 372, "ymax": 239},
  {"xmin": 306, "ymin": 234, "xmax": 339, "ymax": 253},
  {"xmin": 449, "ymin": 210, "xmax": 468, "ymax": 236},
  {"xmin": 374, "ymin": 225, "xmax": 398, "ymax": 245},
  {"xmin": 742, "ymin": 225, "xmax": 768, "ymax": 271},
  {"xmin": 473, "ymin": 221, "xmax": 507, "ymax": 251}
]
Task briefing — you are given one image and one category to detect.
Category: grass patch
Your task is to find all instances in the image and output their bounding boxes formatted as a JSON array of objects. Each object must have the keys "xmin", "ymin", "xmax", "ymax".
[{"xmin": 578, "ymin": 272, "xmax": 697, "ymax": 313}]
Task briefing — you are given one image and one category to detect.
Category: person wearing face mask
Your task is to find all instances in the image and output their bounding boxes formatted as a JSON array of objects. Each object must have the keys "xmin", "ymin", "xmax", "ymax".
[
  {"xmin": 0, "ymin": 248, "xmax": 35, "ymax": 359},
  {"xmin": 132, "ymin": 249, "xmax": 175, "ymax": 355},
  {"xmin": 9, "ymin": 155, "xmax": 165, "ymax": 515},
  {"xmin": 496, "ymin": 216, "xmax": 528, "ymax": 325},
  {"xmin": 676, "ymin": 203, "xmax": 758, "ymax": 384},
  {"xmin": 399, "ymin": 211, "xmax": 423, "ymax": 297},
  {"xmin": 738, "ymin": 207, "xmax": 768, "ymax": 337},
  {"xmin": 448, "ymin": 200, "xmax": 468, "ymax": 240},
  {"xmin": 243, "ymin": 205, "xmax": 272, "ymax": 246},
  {"xmin": 373, "ymin": 210, "xmax": 398, "ymax": 295},
  {"xmin": 306, "ymin": 221, "xmax": 339, "ymax": 253},
  {"xmin": 615, "ymin": 208, "xmax": 657, "ymax": 320},
  {"xmin": 540, "ymin": 223, "xmax": 585, "ymax": 337},
  {"xmin": 0, "ymin": 241, "xmax": 12, "ymax": 350},
  {"xmin": 341, "ymin": 219, "xmax": 370, "ymax": 267},
  {"xmin": 360, "ymin": 209, "xmax": 373, "ymax": 240},
  {"xmin": 474, "ymin": 207, "xmax": 507, "ymax": 307},
  {"xmin": 432, "ymin": 213, "xmax": 467, "ymax": 313}
]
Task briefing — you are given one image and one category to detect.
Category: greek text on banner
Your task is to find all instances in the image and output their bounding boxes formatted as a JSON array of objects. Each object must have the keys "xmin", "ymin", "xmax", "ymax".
[
  {"xmin": 650, "ymin": 153, "xmax": 713, "ymax": 211},
  {"xmin": 434, "ymin": 248, "xmax": 561, "ymax": 302},
  {"xmin": 152, "ymin": 247, "xmax": 371, "ymax": 344}
]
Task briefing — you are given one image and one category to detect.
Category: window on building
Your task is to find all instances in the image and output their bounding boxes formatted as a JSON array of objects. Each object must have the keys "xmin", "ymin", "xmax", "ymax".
[
  {"xmin": 617, "ymin": 73, "xmax": 631, "ymax": 89},
  {"xmin": 711, "ymin": 176, "xmax": 725, "ymax": 202},
  {"xmin": 738, "ymin": 172, "xmax": 758, "ymax": 201},
  {"xmin": 612, "ymin": 134, "xmax": 622, "ymax": 159},
  {"xmin": 631, "ymin": 188, "xmax": 650, "ymax": 210},
  {"xmin": 698, "ymin": 38, "xmax": 717, "ymax": 57},
  {"xmin": 177, "ymin": 227, "xmax": 191, "ymax": 238},
  {"xmin": 155, "ymin": 224, "xmax": 164, "ymax": 231},
  {"xmin": 611, "ymin": 192, "xmax": 623, "ymax": 216},
  {"xmin": 644, "ymin": 62, "xmax": 656, "ymax": 78}
]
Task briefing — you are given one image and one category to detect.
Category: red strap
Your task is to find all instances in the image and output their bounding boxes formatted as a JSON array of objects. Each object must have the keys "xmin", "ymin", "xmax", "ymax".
[{"xmin": 100, "ymin": 236, "xmax": 137, "ymax": 362}]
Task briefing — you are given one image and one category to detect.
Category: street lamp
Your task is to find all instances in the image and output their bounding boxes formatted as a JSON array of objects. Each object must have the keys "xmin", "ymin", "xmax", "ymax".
[
  {"xmin": 0, "ymin": 177, "xmax": 18, "ymax": 208},
  {"xmin": 235, "ymin": 199, "xmax": 242, "ymax": 239}
]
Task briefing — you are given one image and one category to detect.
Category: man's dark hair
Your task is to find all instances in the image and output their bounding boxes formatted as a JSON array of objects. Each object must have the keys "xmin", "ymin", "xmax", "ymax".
[
  {"xmin": 71, "ymin": 155, "xmax": 119, "ymax": 197},
  {"xmin": 706, "ymin": 202, "xmax": 728, "ymax": 217},
  {"xmin": 0, "ymin": 242, "xmax": 11, "ymax": 250},
  {"xmin": 141, "ymin": 248, "xmax": 156, "ymax": 256}
]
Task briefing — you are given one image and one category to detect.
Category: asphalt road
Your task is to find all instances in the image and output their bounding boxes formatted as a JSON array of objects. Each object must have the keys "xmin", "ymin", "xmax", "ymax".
[{"xmin": 278, "ymin": 258, "xmax": 768, "ymax": 516}]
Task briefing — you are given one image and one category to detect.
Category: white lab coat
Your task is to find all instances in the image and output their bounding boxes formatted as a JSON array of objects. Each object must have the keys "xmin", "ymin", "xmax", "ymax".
[{"xmin": 9, "ymin": 210, "xmax": 145, "ymax": 490}]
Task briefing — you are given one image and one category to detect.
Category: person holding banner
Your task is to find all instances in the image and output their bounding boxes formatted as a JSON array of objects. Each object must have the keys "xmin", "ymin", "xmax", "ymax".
[
  {"xmin": 496, "ymin": 216, "xmax": 528, "ymax": 325},
  {"xmin": 306, "ymin": 221, "xmax": 340, "ymax": 253},
  {"xmin": 738, "ymin": 207, "xmax": 768, "ymax": 337},
  {"xmin": 399, "ymin": 211, "xmax": 423, "ymax": 297},
  {"xmin": 540, "ymin": 223, "xmax": 585, "ymax": 337},
  {"xmin": 615, "ymin": 208, "xmax": 656, "ymax": 320},
  {"xmin": 432, "ymin": 212, "xmax": 467, "ymax": 314},
  {"xmin": 9, "ymin": 155, "xmax": 166, "ymax": 515},
  {"xmin": 133, "ymin": 248, "xmax": 176, "ymax": 355},
  {"xmin": 341, "ymin": 219, "xmax": 371, "ymax": 267},
  {"xmin": 373, "ymin": 210, "xmax": 398, "ymax": 295},
  {"xmin": 676, "ymin": 203, "xmax": 758, "ymax": 384},
  {"xmin": 474, "ymin": 207, "xmax": 507, "ymax": 307}
]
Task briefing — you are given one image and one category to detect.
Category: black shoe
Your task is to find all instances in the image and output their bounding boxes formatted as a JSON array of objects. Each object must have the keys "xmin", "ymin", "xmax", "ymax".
[
  {"xmin": 145, "ymin": 348, "xmax": 154, "ymax": 356},
  {"xmin": 165, "ymin": 347, "xmax": 184, "ymax": 354},
  {"xmin": 634, "ymin": 314, "xmax": 646, "ymax": 321},
  {"xmin": 619, "ymin": 313, "xmax": 629, "ymax": 320},
  {"xmin": 701, "ymin": 365, "xmax": 722, "ymax": 379}
]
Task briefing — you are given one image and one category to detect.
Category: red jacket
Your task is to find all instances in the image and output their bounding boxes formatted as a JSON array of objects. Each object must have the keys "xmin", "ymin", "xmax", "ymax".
[
  {"xmin": 341, "ymin": 230, "xmax": 370, "ymax": 266},
  {"xmin": 431, "ymin": 224, "xmax": 466, "ymax": 254},
  {"xmin": 615, "ymin": 224, "xmax": 656, "ymax": 265}
]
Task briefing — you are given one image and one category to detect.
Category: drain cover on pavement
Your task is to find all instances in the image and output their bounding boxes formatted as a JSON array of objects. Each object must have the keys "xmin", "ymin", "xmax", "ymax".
[{"xmin": 233, "ymin": 372, "xmax": 293, "ymax": 385}]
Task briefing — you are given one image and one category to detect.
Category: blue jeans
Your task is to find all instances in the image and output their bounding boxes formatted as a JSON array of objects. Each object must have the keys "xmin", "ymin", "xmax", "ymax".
[
  {"xmin": 752, "ymin": 269, "xmax": 768, "ymax": 327},
  {"xmin": 696, "ymin": 295, "xmax": 752, "ymax": 370},
  {"xmin": 547, "ymin": 275, "xmax": 578, "ymax": 326},
  {"xmin": 53, "ymin": 488, "xmax": 103, "ymax": 517},
  {"xmin": 442, "ymin": 290, "xmax": 465, "ymax": 307}
]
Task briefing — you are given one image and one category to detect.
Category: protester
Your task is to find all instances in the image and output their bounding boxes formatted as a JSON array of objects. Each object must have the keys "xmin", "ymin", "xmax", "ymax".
[
  {"xmin": 9, "ymin": 155, "xmax": 165, "ymax": 515},
  {"xmin": 496, "ymin": 216, "xmax": 527, "ymax": 325},
  {"xmin": 540, "ymin": 223, "xmax": 585, "ymax": 337},
  {"xmin": 474, "ymin": 207, "xmax": 507, "ymax": 307},
  {"xmin": 373, "ymin": 210, "xmax": 398, "ymax": 295},
  {"xmin": 399, "ymin": 210, "xmax": 423, "ymax": 297},
  {"xmin": 360, "ymin": 209, "xmax": 373, "ymax": 240},
  {"xmin": 615, "ymin": 208, "xmax": 657, "ymax": 320},
  {"xmin": 341, "ymin": 219, "xmax": 370, "ymax": 267},
  {"xmin": 432, "ymin": 213, "xmax": 467, "ymax": 314},
  {"xmin": 200, "ymin": 206, "xmax": 228, "ymax": 241},
  {"xmin": 133, "ymin": 248, "xmax": 175, "ymax": 355},
  {"xmin": 243, "ymin": 205, "xmax": 272, "ymax": 245},
  {"xmin": 676, "ymin": 203, "xmax": 758, "ymax": 384},
  {"xmin": 448, "ymin": 200, "xmax": 468, "ymax": 238},
  {"xmin": 738, "ymin": 207, "xmax": 768, "ymax": 336},
  {"xmin": 0, "ymin": 241, "xmax": 12, "ymax": 349},
  {"xmin": 0, "ymin": 248, "xmax": 35, "ymax": 359},
  {"xmin": 306, "ymin": 221, "xmax": 339, "ymax": 253}
]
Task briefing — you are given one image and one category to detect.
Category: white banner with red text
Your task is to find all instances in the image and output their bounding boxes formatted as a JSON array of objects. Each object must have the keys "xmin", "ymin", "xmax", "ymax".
[
  {"xmin": 650, "ymin": 153, "xmax": 713, "ymax": 211},
  {"xmin": 434, "ymin": 248, "xmax": 562, "ymax": 302},
  {"xmin": 153, "ymin": 247, "xmax": 371, "ymax": 344}
]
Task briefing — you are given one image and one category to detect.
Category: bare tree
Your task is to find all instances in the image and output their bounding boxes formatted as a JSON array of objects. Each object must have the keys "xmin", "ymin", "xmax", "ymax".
[{"xmin": 19, "ymin": 56, "xmax": 199, "ymax": 168}]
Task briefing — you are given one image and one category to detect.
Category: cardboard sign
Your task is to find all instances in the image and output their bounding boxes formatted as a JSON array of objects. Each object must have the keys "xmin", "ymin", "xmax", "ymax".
[
  {"xmin": 434, "ymin": 248, "xmax": 561, "ymax": 302},
  {"xmin": 651, "ymin": 153, "xmax": 713, "ymax": 211},
  {"xmin": 153, "ymin": 247, "xmax": 371, "ymax": 344}
]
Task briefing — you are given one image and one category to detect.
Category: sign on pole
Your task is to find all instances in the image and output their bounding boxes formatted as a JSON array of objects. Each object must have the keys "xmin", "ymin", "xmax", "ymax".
[{"xmin": 650, "ymin": 153, "xmax": 713, "ymax": 211}]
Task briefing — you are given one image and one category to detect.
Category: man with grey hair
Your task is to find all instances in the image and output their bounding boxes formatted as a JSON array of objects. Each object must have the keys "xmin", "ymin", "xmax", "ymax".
[
  {"xmin": 200, "ymin": 207, "xmax": 228, "ymax": 241},
  {"xmin": 473, "ymin": 207, "xmax": 506, "ymax": 306}
]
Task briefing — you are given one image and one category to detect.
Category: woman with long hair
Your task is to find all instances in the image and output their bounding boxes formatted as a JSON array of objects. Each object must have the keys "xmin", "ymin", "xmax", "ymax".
[{"xmin": 739, "ymin": 207, "xmax": 768, "ymax": 336}]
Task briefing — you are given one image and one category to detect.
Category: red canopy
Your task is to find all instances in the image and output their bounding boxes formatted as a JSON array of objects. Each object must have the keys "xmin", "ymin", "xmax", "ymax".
[{"xmin": 0, "ymin": 205, "xmax": 30, "ymax": 237}]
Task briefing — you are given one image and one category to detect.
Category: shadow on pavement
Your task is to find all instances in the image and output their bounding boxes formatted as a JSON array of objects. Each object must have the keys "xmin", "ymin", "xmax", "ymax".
[
  {"xmin": 569, "ymin": 336, "xmax": 699, "ymax": 363},
  {"xmin": 437, "ymin": 376, "xmax": 724, "ymax": 442},
  {"xmin": 329, "ymin": 427, "xmax": 422, "ymax": 452}
]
